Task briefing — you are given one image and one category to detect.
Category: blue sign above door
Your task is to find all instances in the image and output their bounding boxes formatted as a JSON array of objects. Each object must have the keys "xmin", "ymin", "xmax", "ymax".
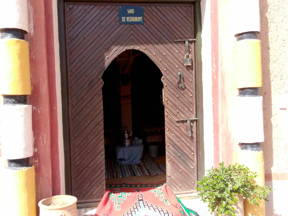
[{"xmin": 119, "ymin": 6, "xmax": 144, "ymax": 24}]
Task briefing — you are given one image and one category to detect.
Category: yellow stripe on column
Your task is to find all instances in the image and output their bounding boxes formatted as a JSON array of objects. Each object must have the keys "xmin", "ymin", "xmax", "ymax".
[
  {"xmin": 236, "ymin": 148, "xmax": 265, "ymax": 215},
  {"xmin": 0, "ymin": 166, "xmax": 36, "ymax": 216},
  {"xmin": 237, "ymin": 148, "xmax": 265, "ymax": 186},
  {"xmin": 0, "ymin": 39, "xmax": 31, "ymax": 95},
  {"xmin": 235, "ymin": 39, "xmax": 262, "ymax": 88},
  {"xmin": 236, "ymin": 147, "xmax": 265, "ymax": 215}
]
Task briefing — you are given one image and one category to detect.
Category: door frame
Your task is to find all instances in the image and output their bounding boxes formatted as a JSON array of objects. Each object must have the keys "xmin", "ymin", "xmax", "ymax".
[{"xmin": 57, "ymin": 0, "xmax": 203, "ymax": 196}]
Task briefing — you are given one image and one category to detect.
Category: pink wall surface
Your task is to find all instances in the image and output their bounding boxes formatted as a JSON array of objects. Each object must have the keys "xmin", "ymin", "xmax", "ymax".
[
  {"xmin": 215, "ymin": 0, "xmax": 239, "ymax": 165},
  {"xmin": 215, "ymin": 0, "xmax": 288, "ymax": 215},
  {"xmin": 29, "ymin": 0, "xmax": 61, "ymax": 201},
  {"xmin": 25, "ymin": 1, "xmax": 288, "ymax": 215},
  {"xmin": 261, "ymin": 0, "xmax": 288, "ymax": 215}
]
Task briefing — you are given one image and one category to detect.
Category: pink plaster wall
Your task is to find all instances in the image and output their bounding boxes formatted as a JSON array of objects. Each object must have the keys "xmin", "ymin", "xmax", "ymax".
[
  {"xmin": 211, "ymin": 0, "xmax": 220, "ymax": 165},
  {"xmin": 23, "ymin": 1, "xmax": 288, "ymax": 214},
  {"xmin": 0, "ymin": 0, "xmax": 61, "ymax": 204},
  {"xmin": 261, "ymin": 0, "xmax": 288, "ymax": 215},
  {"xmin": 215, "ymin": 0, "xmax": 288, "ymax": 214},
  {"xmin": 216, "ymin": 0, "xmax": 238, "ymax": 164},
  {"xmin": 28, "ymin": 0, "xmax": 61, "ymax": 201},
  {"xmin": 261, "ymin": 0, "xmax": 288, "ymax": 174}
]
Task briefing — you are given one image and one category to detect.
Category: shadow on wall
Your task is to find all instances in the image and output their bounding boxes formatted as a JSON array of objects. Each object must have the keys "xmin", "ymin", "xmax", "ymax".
[
  {"xmin": 260, "ymin": 0, "xmax": 274, "ymax": 215},
  {"xmin": 200, "ymin": 0, "xmax": 207, "ymax": 22}
]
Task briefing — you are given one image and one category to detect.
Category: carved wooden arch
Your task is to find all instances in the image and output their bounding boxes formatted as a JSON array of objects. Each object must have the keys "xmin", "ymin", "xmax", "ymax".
[{"xmin": 100, "ymin": 47, "xmax": 168, "ymax": 89}]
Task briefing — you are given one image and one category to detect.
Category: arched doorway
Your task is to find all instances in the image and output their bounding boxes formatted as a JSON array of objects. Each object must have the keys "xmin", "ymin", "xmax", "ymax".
[
  {"xmin": 63, "ymin": 2, "xmax": 198, "ymax": 204},
  {"xmin": 102, "ymin": 50, "xmax": 166, "ymax": 186}
]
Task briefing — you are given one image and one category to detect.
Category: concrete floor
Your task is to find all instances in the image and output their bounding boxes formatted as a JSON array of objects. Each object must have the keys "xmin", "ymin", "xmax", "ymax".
[
  {"xmin": 177, "ymin": 194, "xmax": 212, "ymax": 216},
  {"xmin": 78, "ymin": 207, "xmax": 97, "ymax": 216}
]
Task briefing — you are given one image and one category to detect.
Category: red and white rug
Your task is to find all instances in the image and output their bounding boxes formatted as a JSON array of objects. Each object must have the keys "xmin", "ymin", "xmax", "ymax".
[{"xmin": 95, "ymin": 184, "xmax": 187, "ymax": 216}]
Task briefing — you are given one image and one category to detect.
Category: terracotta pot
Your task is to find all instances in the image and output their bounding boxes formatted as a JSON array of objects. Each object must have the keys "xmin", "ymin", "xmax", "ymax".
[{"xmin": 38, "ymin": 195, "xmax": 78, "ymax": 216}]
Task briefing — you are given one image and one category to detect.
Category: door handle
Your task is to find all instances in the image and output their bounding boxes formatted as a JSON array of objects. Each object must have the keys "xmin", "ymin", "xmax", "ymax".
[{"xmin": 177, "ymin": 71, "xmax": 186, "ymax": 90}]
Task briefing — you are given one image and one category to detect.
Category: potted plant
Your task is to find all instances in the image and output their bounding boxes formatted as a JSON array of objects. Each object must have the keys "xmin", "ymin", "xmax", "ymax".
[{"xmin": 197, "ymin": 163, "xmax": 271, "ymax": 216}]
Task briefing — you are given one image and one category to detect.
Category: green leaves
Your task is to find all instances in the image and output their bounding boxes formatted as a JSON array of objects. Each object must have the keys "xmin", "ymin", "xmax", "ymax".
[{"xmin": 196, "ymin": 163, "xmax": 271, "ymax": 216}]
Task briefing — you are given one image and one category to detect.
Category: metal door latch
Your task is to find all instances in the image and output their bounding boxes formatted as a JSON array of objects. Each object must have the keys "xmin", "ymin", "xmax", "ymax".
[
  {"xmin": 177, "ymin": 71, "xmax": 186, "ymax": 90},
  {"xmin": 175, "ymin": 39, "xmax": 196, "ymax": 67},
  {"xmin": 176, "ymin": 117, "xmax": 198, "ymax": 137}
]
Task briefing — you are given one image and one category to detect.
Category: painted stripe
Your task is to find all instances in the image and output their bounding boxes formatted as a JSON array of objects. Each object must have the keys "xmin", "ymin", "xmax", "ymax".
[
  {"xmin": 0, "ymin": 0, "xmax": 29, "ymax": 32},
  {"xmin": 8, "ymin": 158, "xmax": 30, "ymax": 167},
  {"xmin": 0, "ymin": 105, "xmax": 33, "ymax": 159},
  {"xmin": 235, "ymin": 96, "xmax": 264, "ymax": 143},
  {"xmin": 236, "ymin": 148, "xmax": 265, "ymax": 186},
  {"xmin": 235, "ymin": 39, "xmax": 262, "ymax": 88},
  {"xmin": 0, "ymin": 166, "xmax": 36, "ymax": 216},
  {"xmin": 265, "ymin": 172, "xmax": 288, "ymax": 181},
  {"xmin": 0, "ymin": 29, "xmax": 26, "ymax": 40},
  {"xmin": 3, "ymin": 95, "xmax": 27, "ymax": 104},
  {"xmin": 232, "ymin": 0, "xmax": 260, "ymax": 35},
  {"xmin": 236, "ymin": 32, "xmax": 258, "ymax": 41},
  {"xmin": 238, "ymin": 88, "xmax": 258, "ymax": 96},
  {"xmin": 236, "ymin": 147, "xmax": 266, "ymax": 215},
  {"xmin": 0, "ymin": 39, "xmax": 31, "ymax": 95},
  {"xmin": 211, "ymin": 0, "xmax": 220, "ymax": 165}
]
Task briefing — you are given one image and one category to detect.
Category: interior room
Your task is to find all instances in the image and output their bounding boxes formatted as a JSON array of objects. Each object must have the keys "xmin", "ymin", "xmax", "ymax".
[{"xmin": 102, "ymin": 50, "xmax": 166, "ymax": 187}]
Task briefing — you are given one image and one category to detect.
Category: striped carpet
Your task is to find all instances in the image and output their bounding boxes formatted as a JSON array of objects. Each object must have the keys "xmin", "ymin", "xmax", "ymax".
[{"xmin": 106, "ymin": 156, "xmax": 166, "ymax": 179}]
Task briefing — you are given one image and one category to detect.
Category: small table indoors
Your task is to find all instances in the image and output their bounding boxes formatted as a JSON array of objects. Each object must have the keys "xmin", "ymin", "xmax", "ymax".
[{"xmin": 116, "ymin": 143, "xmax": 144, "ymax": 165}]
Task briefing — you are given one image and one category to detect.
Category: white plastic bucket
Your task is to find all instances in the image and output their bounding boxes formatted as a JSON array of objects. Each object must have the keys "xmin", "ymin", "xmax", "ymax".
[
  {"xmin": 38, "ymin": 195, "xmax": 78, "ymax": 216},
  {"xmin": 148, "ymin": 144, "xmax": 158, "ymax": 158}
]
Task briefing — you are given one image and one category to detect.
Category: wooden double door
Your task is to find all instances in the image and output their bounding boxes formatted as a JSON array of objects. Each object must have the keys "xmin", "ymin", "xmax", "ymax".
[{"xmin": 63, "ymin": 2, "xmax": 198, "ymax": 203}]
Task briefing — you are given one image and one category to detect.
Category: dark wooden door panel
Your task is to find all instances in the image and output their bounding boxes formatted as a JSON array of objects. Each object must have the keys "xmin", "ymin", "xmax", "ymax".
[{"xmin": 65, "ymin": 3, "xmax": 197, "ymax": 203}]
